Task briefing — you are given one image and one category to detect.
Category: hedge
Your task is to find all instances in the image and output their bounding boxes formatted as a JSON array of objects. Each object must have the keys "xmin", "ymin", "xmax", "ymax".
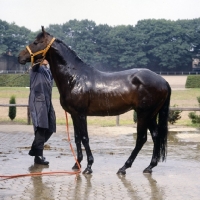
[
  {"xmin": 0, "ymin": 74, "xmax": 30, "ymax": 87},
  {"xmin": 185, "ymin": 75, "xmax": 200, "ymax": 88},
  {"xmin": 0, "ymin": 74, "xmax": 57, "ymax": 87}
]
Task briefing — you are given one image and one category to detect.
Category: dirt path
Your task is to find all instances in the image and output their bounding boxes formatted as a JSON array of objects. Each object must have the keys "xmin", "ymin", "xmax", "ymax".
[{"xmin": 162, "ymin": 75, "xmax": 187, "ymax": 88}]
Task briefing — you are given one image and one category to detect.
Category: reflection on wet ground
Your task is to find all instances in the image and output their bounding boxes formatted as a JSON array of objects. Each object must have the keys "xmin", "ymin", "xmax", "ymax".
[{"xmin": 0, "ymin": 128, "xmax": 200, "ymax": 199}]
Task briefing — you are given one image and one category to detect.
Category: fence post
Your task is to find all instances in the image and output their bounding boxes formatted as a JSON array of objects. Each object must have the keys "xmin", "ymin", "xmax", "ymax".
[
  {"xmin": 27, "ymin": 106, "xmax": 31, "ymax": 125},
  {"xmin": 116, "ymin": 115, "xmax": 119, "ymax": 126}
]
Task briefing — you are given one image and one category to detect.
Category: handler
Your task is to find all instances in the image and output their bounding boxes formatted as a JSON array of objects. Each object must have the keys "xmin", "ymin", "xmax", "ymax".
[{"xmin": 28, "ymin": 59, "xmax": 56, "ymax": 165}]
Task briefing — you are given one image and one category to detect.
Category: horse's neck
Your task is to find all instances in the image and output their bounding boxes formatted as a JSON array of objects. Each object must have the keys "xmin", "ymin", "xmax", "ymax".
[
  {"xmin": 50, "ymin": 40, "xmax": 88, "ymax": 74},
  {"xmin": 47, "ymin": 40, "xmax": 90, "ymax": 93}
]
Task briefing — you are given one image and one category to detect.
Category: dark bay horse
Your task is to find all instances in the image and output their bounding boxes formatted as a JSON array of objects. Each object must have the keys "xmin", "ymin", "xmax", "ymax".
[{"xmin": 18, "ymin": 27, "xmax": 171, "ymax": 175}]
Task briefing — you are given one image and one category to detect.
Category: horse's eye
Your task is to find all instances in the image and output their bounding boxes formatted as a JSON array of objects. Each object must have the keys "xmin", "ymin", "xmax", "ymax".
[{"xmin": 33, "ymin": 41, "xmax": 38, "ymax": 45}]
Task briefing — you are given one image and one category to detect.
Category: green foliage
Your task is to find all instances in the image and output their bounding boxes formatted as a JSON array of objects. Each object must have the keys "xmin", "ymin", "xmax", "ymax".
[
  {"xmin": 188, "ymin": 96, "xmax": 200, "ymax": 126},
  {"xmin": 168, "ymin": 105, "xmax": 182, "ymax": 124},
  {"xmin": 0, "ymin": 20, "xmax": 32, "ymax": 56},
  {"xmin": 188, "ymin": 112, "xmax": 200, "ymax": 125},
  {"xmin": 1, "ymin": 18, "xmax": 200, "ymax": 72},
  {"xmin": 197, "ymin": 96, "xmax": 200, "ymax": 105},
  {"xmin": 8, "ymin": 95, "xmax": 16, "ymax": 120},
  {"xmin": 185, "ymin": 75, "xmax": 200, "ymax": 88},
  {"xmin": 133, "ymin": 110, "xmax": 137, "ymax": 123}
]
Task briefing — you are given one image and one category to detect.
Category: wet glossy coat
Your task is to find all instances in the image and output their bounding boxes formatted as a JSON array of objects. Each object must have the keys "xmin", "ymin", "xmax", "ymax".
[{"xmin": 18, "ymin": 29, "xmax": 171, "ymax": 174}]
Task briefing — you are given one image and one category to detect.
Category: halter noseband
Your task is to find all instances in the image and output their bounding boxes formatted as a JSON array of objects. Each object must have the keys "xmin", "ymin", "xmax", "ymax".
[{"xmin": 26, "ymin": 37, "xmax": 56, "ymax": 67}]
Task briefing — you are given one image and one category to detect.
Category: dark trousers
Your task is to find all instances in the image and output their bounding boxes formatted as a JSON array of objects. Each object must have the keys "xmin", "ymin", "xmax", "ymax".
[{"xmin": 31, "ymin": 127, "xmax": 53, "ymax": 156}]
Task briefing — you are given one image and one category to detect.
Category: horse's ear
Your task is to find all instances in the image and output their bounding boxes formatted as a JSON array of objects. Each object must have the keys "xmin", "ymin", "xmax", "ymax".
[
  {"xmin": 41, "ymin": 26, "xmax": 45, "ymax": 33},
  {"xmin": 41, "ymin": 26, "xmax": 47, "ymax": 37}
]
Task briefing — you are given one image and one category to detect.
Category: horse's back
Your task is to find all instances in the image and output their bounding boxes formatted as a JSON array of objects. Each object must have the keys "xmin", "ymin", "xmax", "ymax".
[{"xmin": 86, "ymin": 68, "xmax": 170, "ymax": 116}]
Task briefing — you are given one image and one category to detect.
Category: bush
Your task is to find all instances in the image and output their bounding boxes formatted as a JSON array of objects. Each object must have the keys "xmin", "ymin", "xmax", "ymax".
[
  {"xmin": 188, "ymin": 112, "xmax": 200, "ymax": 124},
  {"xmin": 197, "ymin": 96, "xmax": 200, "ymax": 105},
  {"xmin": 0, "ymin": 74, "xmax": 56, "ymax": 87},
  {"xmin": 168, "ymin": 105, "xmax": 182, "ymax": 124},
  {"xmin": 185, "ymin": 75, "xmax": 200, "ymax": 88},
  {"xmin": 8, "ymin": 95, "xmax": 16, "ymax": 120},
  {"xmin": 188, "ymin": 96, "xmax": 200, "ymax": 126},
  {"xmin": 133, "ymin": 110, "xmax": 137, "ymax": 123},
  {"xmin": 133, "ymin": 104, "xmax": 182, "ymax": 125}
]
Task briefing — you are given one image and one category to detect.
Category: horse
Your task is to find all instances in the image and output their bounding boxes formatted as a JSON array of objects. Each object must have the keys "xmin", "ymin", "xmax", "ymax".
[{"xmin": 18, "ymin": 26, "xmax": 171, "ymax": 175}]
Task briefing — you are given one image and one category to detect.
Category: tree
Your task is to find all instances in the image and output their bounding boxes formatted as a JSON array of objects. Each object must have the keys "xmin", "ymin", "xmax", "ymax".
[
  {"xmin": 2, "ymin": 18, "xmax": 200, "ymax": 72},
  {"xmin": 0, "ymin": 20, "xmax": 32, "ymax": 56}
]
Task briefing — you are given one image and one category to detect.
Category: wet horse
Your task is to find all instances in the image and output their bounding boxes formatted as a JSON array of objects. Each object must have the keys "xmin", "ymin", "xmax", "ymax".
[{"xmin": 18, "ymin": 27, "xmax": 171, "ymax": 175}]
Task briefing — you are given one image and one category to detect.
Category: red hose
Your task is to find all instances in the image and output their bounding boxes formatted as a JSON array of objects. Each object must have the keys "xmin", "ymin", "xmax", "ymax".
[{"xmin": 0, "ymin": 111, "xmax": 81, "ymax": 179}]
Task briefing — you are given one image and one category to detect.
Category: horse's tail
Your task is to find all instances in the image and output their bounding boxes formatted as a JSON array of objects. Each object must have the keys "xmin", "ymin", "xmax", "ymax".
[{"xmin": 157, "ymin": 82, "xmax": 171, "ymax": 162}]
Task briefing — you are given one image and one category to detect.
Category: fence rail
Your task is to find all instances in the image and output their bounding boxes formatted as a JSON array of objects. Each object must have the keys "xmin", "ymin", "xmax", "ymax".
[
  {"xmin": 170, "ymin": 107, "xmax": 200, "ymax": 111},
  {"xmin": 1, "ymin": 70, "xmax": 200, "ymax": 75},
  {"xmin": 0, "ymin": 104, "xmax": 30, "ymax": 125},
  {"xmin": 0, "ymin": 104, "xmax": 200, "ymax": 126}
]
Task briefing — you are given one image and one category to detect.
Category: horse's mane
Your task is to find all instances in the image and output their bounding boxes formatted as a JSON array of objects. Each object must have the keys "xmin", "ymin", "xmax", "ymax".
[
  {"xmin": 36, "ymin": 31, "xmax": 84, "ymax": 64},
  {"xmin": 55, "ymin": 38, "xmax": 84, "ymax": 64}
]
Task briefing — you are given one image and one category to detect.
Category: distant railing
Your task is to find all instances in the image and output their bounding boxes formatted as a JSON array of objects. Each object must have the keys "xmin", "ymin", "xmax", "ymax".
[
  {"xmin": 155, "ymin": 71, "xmax": 200, "ymax": 75},
  {"xmin": 116, "ymin": 107, "xmax": 200, "ymax": 126},
  {"xmin": 0, "ymin": 70, "xmax": 200, "ymax": 75},
  {"xmin": 0, "ymin": 70, "xmax": 28, "ymax": 74},
  {"xmin": 170, "ymin": 107, "xmax": 200, "ymax": 111}
]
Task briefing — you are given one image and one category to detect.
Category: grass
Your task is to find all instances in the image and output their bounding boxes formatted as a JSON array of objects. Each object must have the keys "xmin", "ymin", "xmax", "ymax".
[
  {"xmin": 171, "ymin": 88, "xmax": 200, "ymax": 101},
  {"xmin": 0, "ymin": 87, "xmax": 200, "ymax": 127}
]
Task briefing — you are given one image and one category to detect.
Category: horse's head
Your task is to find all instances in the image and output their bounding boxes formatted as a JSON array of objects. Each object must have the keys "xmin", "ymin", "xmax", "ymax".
[{"xmin": 18, "ymin": 26, "xmax": 55, "ymax": 65}]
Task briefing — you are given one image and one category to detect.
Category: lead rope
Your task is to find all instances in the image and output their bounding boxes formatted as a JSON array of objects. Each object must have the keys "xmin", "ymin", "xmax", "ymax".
[{"xmin": 0, "ymin": 111, "xmax": 81, "ymax": 180}]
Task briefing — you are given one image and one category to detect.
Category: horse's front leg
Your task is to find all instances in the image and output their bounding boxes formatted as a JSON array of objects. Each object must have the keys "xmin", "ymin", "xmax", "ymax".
[
  {"xmin": 71, "ymin": 115, "xmax": 83, "ymax": 170},
  {"xmin": 71, "ymin": 114, "xmax": 94, "ymax": 174}
]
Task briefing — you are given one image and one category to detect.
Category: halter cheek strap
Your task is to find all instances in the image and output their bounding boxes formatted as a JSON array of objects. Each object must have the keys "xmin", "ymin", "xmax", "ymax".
[{"xmin": 26, "ymin": 37, "xmax": 56, "ymax": 67}]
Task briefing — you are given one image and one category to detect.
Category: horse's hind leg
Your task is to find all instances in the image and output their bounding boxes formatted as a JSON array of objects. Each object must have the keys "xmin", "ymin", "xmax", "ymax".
[
  {"xmin": 143, "ymin": 117, "xmax": 159, "ymax": 174},
  {"xmin": 117, "ymin": 116, "xmax": 148, "ymax": 175},
  {"xmin": 71, "ymin": 114, "xmax": 94, "ymax": 174}
]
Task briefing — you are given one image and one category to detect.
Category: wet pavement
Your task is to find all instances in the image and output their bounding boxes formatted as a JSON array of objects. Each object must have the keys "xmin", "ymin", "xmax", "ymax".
[{"xmin": 0, "ymin": 125, "xmax": 200, "ymax": 200}]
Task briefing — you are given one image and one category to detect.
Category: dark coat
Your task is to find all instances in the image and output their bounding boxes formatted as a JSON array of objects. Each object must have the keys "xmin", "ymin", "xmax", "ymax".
[{"xmin": 29, "ymin": 64, "xmax": 56, "ymax": 133}]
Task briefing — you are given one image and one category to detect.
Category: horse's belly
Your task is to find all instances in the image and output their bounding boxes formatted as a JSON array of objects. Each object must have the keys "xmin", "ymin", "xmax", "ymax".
[{"xmin": 87, "ymin": 101, "xmax": 133, "ymax": 116}]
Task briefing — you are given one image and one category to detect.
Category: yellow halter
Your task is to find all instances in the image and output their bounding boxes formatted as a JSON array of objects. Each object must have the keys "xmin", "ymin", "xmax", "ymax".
[{"xmin": 26, "ymin": 37, "xmax": 56, "ymax": 67}]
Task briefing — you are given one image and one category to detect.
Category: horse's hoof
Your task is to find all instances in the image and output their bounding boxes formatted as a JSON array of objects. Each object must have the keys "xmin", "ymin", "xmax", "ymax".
[
  {"xmin": 143, "ymin": 168, "xmax": 152, "ymax": 174},
  {"xmin": 117, "ymin": 168, "xmax": 126, "ymax": 175},
  {"xmin": 72, "ymin": 163, "xmax": 81, "ymax": 170},
  {"xmin": 82, "ymin": 167, "xmax": 93, "ymax": 174}
]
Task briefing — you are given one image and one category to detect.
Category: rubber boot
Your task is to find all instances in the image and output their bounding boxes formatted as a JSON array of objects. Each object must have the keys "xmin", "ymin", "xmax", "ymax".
[{"xmin": 34, "ymin": 156, "xmax": 49, "ymax": 165}]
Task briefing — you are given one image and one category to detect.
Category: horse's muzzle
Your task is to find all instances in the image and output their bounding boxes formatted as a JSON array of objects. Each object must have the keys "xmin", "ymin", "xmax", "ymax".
[{"xmin": 18, "ymin": 57, "xmax": 26, "ymax": 65}]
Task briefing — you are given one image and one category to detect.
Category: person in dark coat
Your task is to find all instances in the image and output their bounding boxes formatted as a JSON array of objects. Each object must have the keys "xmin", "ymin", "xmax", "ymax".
[{"xmin": 28, "ymin": 59, "xmax": 56, "ymax": 165}]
